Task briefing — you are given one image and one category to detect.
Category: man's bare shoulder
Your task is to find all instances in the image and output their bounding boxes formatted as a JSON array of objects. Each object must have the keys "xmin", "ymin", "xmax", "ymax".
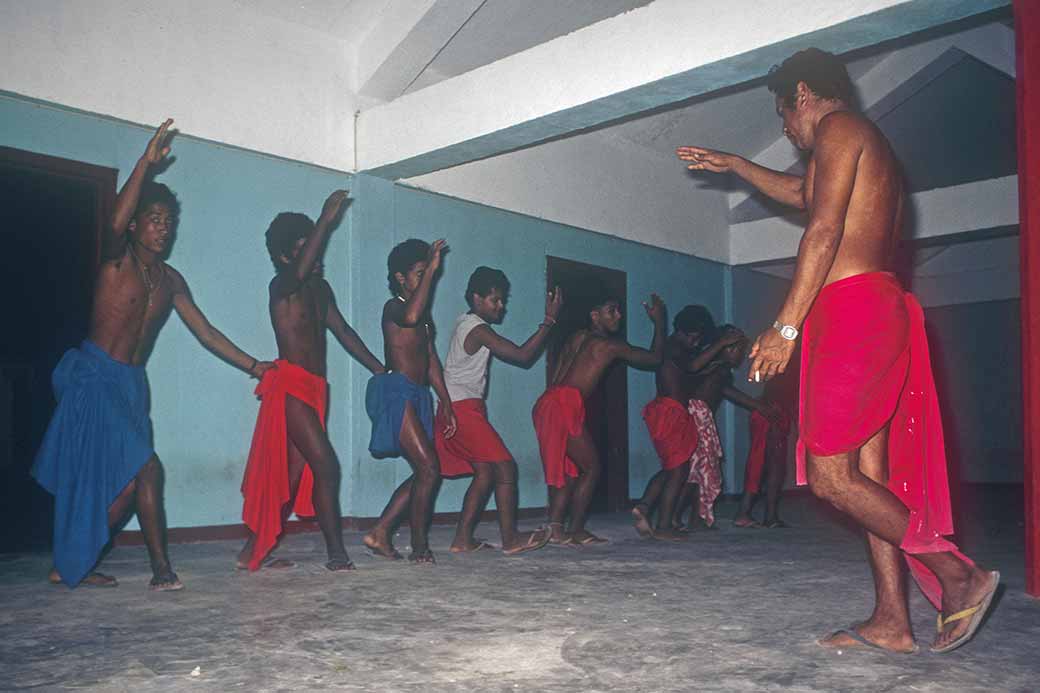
[
  {"xmin": 818, "ymin": 111, "xmax": 874, "ymax": 146},
  {"xmin": 163, "ymin": 263, "xmax": 187, "ymax": 292}
]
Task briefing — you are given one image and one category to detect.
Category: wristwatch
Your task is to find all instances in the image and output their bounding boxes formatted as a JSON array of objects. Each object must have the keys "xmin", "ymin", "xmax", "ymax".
[{"xmin": 773, "ymin": 321, "xmax": 799, "ymax": 341}]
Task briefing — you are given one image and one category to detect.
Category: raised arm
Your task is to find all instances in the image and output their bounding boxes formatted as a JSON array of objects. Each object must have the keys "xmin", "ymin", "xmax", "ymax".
[
  {"xmin": 271, "ymin": 190, "xmax": 349, "ymax": 299},
  {"xmin": 170, "ymin": 269, "xmax": 272, "ymax": 378},
  {"xmin": 682, "ymin": 330, "xmax": 745, "ymax": 373},
  {"xmin": 394, "ymin": 240, "xmax": 446, "ymax": 327},
  {"xmin": 611, "ymin": 294, "xmax": 666, "ymax": 369},
  {"xmin": 677, "ymin": 146, "xmax": 806, "ymax": 210},
  {"xmin": 106, "ymin": 119, "xmax": 174, "ymax": 257},
  {"xmin": 427, "ymin": 332, "xmax": 456, "ymax": 438},
  {"xmin": 324, "ymin": 284, "xmax": 385, "ymax": 374},
  {"xmin": 749, "ymin": 115, "xmax": 862, "ymax": 381},
  {"xmin": 467, "ymin": 286, "xmax": 563, "ymax": 366}
]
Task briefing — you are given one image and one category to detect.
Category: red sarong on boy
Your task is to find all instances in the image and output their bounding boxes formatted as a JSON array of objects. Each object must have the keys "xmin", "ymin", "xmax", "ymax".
[
  {"xmin": 241, "ymin": 360, "xmax": 327, "ymax": 571},
  {"xmin": 744, "ymin": 408, "xmax": 791, "ymax": 493},
  {"xmin": 532, "ymin": 386, "xmax": 585, "ymax": 488},
  {"xmin": 435, "ymin": 398, "xmax": 512, "ymax": 476},
  {"xmin": 796, "ymin": 272, "xmax": 969, "ymax": 609},
  {"xmin": 642, "ymin": 396, "xmax": 699, "ymax": 470}
]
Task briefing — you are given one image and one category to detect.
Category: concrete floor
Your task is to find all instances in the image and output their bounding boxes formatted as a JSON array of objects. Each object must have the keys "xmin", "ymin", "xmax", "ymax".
[{"xmin": 0, "ymin": 496, "xmax": 1036, "ymax": 692}]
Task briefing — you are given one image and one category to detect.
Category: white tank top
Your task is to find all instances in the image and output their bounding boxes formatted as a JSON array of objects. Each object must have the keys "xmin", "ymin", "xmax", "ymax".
[{"xmin": 444, "ymin": 312, "xmax": 491, "ymax": 402}]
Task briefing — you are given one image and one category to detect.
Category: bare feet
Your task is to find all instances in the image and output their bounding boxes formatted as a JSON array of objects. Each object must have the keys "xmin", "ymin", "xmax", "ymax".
[
  {"xmin": 363, "ymin": 530, "xmax": 403, "ymax": 560},
  {"xmin": 652, "ymin": 528, "xmax": 687, "ymax": 542},
  {"xmin": 631, "ymin": 505, "xmax": 654, "ymax": 538},
  {"xmin": 502, "ymin": 528, "xmax": 551, "ymax": 556},
  {"xmin": 449, "ymin": 539, "xmax": 496, "ymax": 553},
  {"xmin": 408, "ymin": 548, "xmax": 436, "ymax": 564},
  {"xmin": 932, "ymin": 569, "xmax": 1000, "ymax": 653},
  {"xmin": 818, "ymin": 620, "xmax": 917, "ymax": 654},
  {"xmin": 325, "ymin": 557, "xmax": 356, "ymax": 572},
  {"xmin": 149, "ymin": 568, "xmax": 184, "ymax": 592},
  {"xmin": 49, "ymin": 569, "xmax": 118, "ymax": 588}
]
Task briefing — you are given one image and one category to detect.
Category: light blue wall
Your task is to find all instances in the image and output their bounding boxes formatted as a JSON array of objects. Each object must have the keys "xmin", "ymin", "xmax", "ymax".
[{"xmin": 3, "ymin": 94, "xmax": 727, "ymax": 527}]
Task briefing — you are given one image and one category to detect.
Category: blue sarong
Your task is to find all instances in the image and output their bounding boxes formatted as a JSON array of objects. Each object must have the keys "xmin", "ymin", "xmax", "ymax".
[
  {"xmin": 32, "ymin": 341, "xmax": 154, "ymax": 587},
  {"xmin": 365, "ymin": 372, "xmax": 434, "ymax": 457}
]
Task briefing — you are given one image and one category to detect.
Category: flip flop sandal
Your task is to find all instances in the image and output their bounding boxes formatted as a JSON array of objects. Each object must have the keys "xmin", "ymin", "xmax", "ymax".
[{"xmin": 930, "ymin": 570, "xmax": 1001, "ymax": 654}]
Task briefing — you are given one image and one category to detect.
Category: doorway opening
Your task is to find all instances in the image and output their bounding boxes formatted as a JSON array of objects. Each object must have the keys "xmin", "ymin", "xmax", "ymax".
[
  {"xmin": 544, "ymin": 256, "xmax": 629, "ymax": 514},
  {"xmin": 0, "ymin": 146, "xmax": 115, "ymax": 553}
]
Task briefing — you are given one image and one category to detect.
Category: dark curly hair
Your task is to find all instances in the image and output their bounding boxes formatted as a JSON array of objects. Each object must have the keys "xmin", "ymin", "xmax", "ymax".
[
  {"xmin": 134, "ymin": 182, "xmax": 180, "ymax": 220},
  {"xmin": 387, "ymin": 238, "xmax": 430, "ymax": 295},
  {"xmin": 265, "ymin": 212, "xmax": 314, "ymax": 271},
  {"xmin": 767, "ymin": 48, "xmax": 855, "ymax": 109},
  {"xmin": 465, "ymin": 266, "xmax": 510, "ymax": 306}
]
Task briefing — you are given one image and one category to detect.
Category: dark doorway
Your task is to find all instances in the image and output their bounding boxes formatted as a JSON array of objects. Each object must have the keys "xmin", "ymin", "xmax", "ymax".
[
  {"xmin": 0, "ymin": 146, "xmax": 115, "ymax": 553},
  {"xmin": 545, "ymin": 256, "xmax": 629, "ymax": 513}
]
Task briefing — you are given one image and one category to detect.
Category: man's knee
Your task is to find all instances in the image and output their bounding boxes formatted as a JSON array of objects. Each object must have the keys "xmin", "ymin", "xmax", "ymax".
[
  {"xmin": 136, "ymin": 456, "xmax": 163, "ymax": 485},
  {"xmin": 415, "ymin": 457, "xmax": 442, "ymax": 485},
  {"xmin": 491, "ymin": 459, "xmax": 517, "ymax": 485},
  {"xmin": 806, "ymin": 456, "xmax": 850, "ymax": 505}
]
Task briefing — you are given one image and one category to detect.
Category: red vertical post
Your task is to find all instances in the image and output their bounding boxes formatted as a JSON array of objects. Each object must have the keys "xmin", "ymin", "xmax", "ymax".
[{"xmin": 1014, "ymin": 0, "xmax": 1040, "ymax": 598}]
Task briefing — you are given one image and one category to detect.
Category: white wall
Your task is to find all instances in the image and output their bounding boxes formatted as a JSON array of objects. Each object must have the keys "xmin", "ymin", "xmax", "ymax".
[{"xmin": 0, "ymin": 0, "xmax": 358, "ymax": 171}]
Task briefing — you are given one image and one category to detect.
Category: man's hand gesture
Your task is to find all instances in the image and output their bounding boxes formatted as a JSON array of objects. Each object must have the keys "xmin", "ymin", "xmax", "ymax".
[
  {"xmin": 545, "ymin": 286, "xmax": 564, "ymax": 322},
  {"xmin": 643, "ymin": 293, "xmax": 665, "ymax": 324},
  {"xmin": 676, "ymin": 146, "xmax": 738, "ymax": 174},
  {"xmin": 426, "ymin": 239, "xmax": 448, "ymax": 274},
  {"xmin": 318, "ymin": 190, "xmax": 351, "ymax": 225},
  {"xmin": 748, "ymin": 327, "xmax": 796, "ymax": 383},
  {"xmin": 143, "ymin": 119, "xmax": 174, "ymax": 166}
]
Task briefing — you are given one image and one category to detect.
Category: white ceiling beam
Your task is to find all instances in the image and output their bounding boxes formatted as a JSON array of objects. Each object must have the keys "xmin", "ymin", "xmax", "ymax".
[
  {"xmin": 355, "ymin": 0, "xmax": 485, "ymax": 102},
  {"xmin": 357, "ymin": 0, "xmax": 1009, "ymax": 180},
  {"xmin": 729, "ymin": 175, "xmax": 1019, "ymax": 264}
]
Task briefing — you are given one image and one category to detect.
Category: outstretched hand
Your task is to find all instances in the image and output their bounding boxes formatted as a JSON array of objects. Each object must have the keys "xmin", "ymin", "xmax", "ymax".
[
  {"xmin": 748, "ymin": 328, "xmax": 795, "ymax": 383},
  {"xmin": 676, "ymin": 145, "xmax": 737, "ymax": 174},
  {"xmin": 545, "ymin": 286, "xmax": 564, "ymax": 321},
  {"xmin": 319, "ymin": 189, "xmax": 351, "ymax": 225},
  {"xmin": 143, "ymin": 119, "xmax": 174, "ymax": 165},
  {"xmin": 643, "ymin": 293, "xmax": 665, "ymax": 323},
  {"xmin": 426, "ymin": 239, "xmax": 448, "ymax": 273}
]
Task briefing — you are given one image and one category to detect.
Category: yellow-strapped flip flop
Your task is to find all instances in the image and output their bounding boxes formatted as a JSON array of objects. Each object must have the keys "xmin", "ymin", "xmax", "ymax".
[{"xmin": 930, "ymin": 570, "xmax": 1000, "ymax": 654}]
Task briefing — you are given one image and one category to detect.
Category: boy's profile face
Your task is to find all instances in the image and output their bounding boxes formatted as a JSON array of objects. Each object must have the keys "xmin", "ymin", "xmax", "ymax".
[
  {"xmin": 591, "ymin": 300, "xmax": 623, "ymax": 334},
  {"xmin": 129, "ymin": 202, "xmax": 175, "ymax": 255},
  {"xmin": 396, "ymin": 260, "xmax": 428, "ymax": 296},
  {"xmin": 472, "ymin": 286, "xmax": 507, "ymax": 324},
  {"xmin": 675, "ymin": 329, "xmax": 701, "ymax": 352}
]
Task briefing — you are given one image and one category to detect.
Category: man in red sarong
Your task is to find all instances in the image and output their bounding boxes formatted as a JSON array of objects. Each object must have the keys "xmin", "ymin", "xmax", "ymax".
[
  {"xmin": 678, "ymin": 48, "xmax": 999, "ymax": 654},
  {"xmin": 238, "ymin": 190, "xmax": 385, "ymax": 572},
  {"xmin": 631, "ymin": 305, "xmax": 717, "ymax": 541},
  {"xmin": 533, "ymin": 290, "xmax": 666, "ymax": 546}
]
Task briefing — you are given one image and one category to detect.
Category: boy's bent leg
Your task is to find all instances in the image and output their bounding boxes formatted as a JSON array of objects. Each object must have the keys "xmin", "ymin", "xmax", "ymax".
[
  {"xmin": 653, "ymin": 462, "xmax": 690, "ymax": 540},
  {"xmin": 49, "ymin": 479, "xmax": 138, "ymax": 587},
  {"xmin": 135, "ymin": 455, "xmax": 182, "ymax": 591},
  {"xmin": 564, "ymin": 428, "xmax": 604, "ymax": 544},
  {"xmin": 763, "ymin": 431, "xmax": 787, "ymax": 526},
  {"xmin": 237, "ymin": 443, "xmax": 306, "ymax": 570},
  {"xmin": 364, "ymin": 477, "xmax": 411, "ymax": 560},
  {"xmin": 451, "ymin": 464, "xmax": 495, "ymax": 552},
  {"xmin": 398, "ymin": 402, "xmax": 442, "ymax": 563},
  {"xmin": 632, "ymin": 470, "xmax": 666, "ymax": 538},
  {"xmin": 286, "ymin": 396, "xmax": 352, "ymax": 571}
]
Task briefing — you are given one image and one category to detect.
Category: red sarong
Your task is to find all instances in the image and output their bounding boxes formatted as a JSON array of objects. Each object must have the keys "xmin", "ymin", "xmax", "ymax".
[
  {"xmin": 435, "ymin": 398, "xmax": 512, "ymax": 476},
  {"xmin": 240, "ymin": 360, "xmax": 327, "ymax": 571},
  {"xmin": 796, "ymin": 272, "xmax": 969, "ymax": 609},
  {"xmin": 744, "ymin": 408, "xmax": 791, "ymax": 493},
  {"xmin": 532, "ymin": 386, "xmax": 585, "ymax": 488},
  {"xmin": 642, "ymin": 396, "xmax": 699, "ymax": 470}
]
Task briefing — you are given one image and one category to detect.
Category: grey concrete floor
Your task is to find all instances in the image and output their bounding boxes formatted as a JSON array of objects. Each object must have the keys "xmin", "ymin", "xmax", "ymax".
[{"xmin": 0, "ymin": 495, "xmax": 1036, "ymax": 692}]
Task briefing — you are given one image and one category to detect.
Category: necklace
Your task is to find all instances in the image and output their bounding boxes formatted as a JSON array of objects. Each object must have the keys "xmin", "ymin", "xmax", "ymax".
[{"xmin": 128, "ymin": 243, "xmax": 163, "ymax": 309}]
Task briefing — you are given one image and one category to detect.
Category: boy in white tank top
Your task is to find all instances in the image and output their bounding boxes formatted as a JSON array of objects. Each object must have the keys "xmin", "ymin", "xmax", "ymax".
[{"xmin": 435, "ymin": 267, "xmax": 562, "ymax": 555}]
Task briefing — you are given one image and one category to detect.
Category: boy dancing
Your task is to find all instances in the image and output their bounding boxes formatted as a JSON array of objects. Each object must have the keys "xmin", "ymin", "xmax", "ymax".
[
  {"xmin": 436, "ymin": 267, "xmax": 562, "ymax": 555},
  {"xmin": 238, "ymin": 190, "xmax": 385, "ymax": 572},
  {"xmin": 34, "ymin": 119, "xmax": 273, "ymax": 590},
  {"xmin": 363, "ymin": 239, "xmax": 454, "ymax": 564},
  {"xmin": 533, "ymin": 290, "xmax": 666, "ymax": 545}
]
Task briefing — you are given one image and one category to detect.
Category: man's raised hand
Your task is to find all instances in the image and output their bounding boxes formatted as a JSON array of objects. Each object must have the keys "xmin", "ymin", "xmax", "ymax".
[
  {"xmin": 643, "ymin": 293, "xmax": 666, "ymax": 323},
  {"xmin": 426, "ymin": 239, "xmax": 448, "ymax": 273},
  {"xmin": 676, "ymin": 146, "xmax": 737, "ymax": 174},
  {"xmin": 545, "ymin": 286, "xmax": 564, "ymax": 322},
  {"xmin": 319, "ymin": 190, "xmax": 351, "ymax": 225},
  {"xmin": 144, "ymin": 119, "xmax": 174, "ymax": 165}
]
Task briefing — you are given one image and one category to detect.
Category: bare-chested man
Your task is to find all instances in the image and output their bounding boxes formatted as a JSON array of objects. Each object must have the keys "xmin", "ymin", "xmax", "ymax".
[
  {"xmin": 33, "ymin": 119, "xmax": 273, "ymax": 590},
  {"xmin": 363, "ymin": 238, "xmax": 455, "ymax": 564},
  {"xmin": 631, "ymin": 305, "xmax": 715, "ymax": 541},
  {"xmin": 533, "ymin": 291, "xmax": 666, "ymax": 546},
  {"xmin": 678, "ymin": 48, "xmax": 998, "ymax": 654},
  {"xmin": 237, "ymin": 190, "xmax": 385, "ymax": 572}
]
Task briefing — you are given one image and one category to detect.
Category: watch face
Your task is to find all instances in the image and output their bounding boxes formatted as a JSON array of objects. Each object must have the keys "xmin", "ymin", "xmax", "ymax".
[{"xmin": 780, "ymin": 325, "xmax": 798, "ymax": 340}]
